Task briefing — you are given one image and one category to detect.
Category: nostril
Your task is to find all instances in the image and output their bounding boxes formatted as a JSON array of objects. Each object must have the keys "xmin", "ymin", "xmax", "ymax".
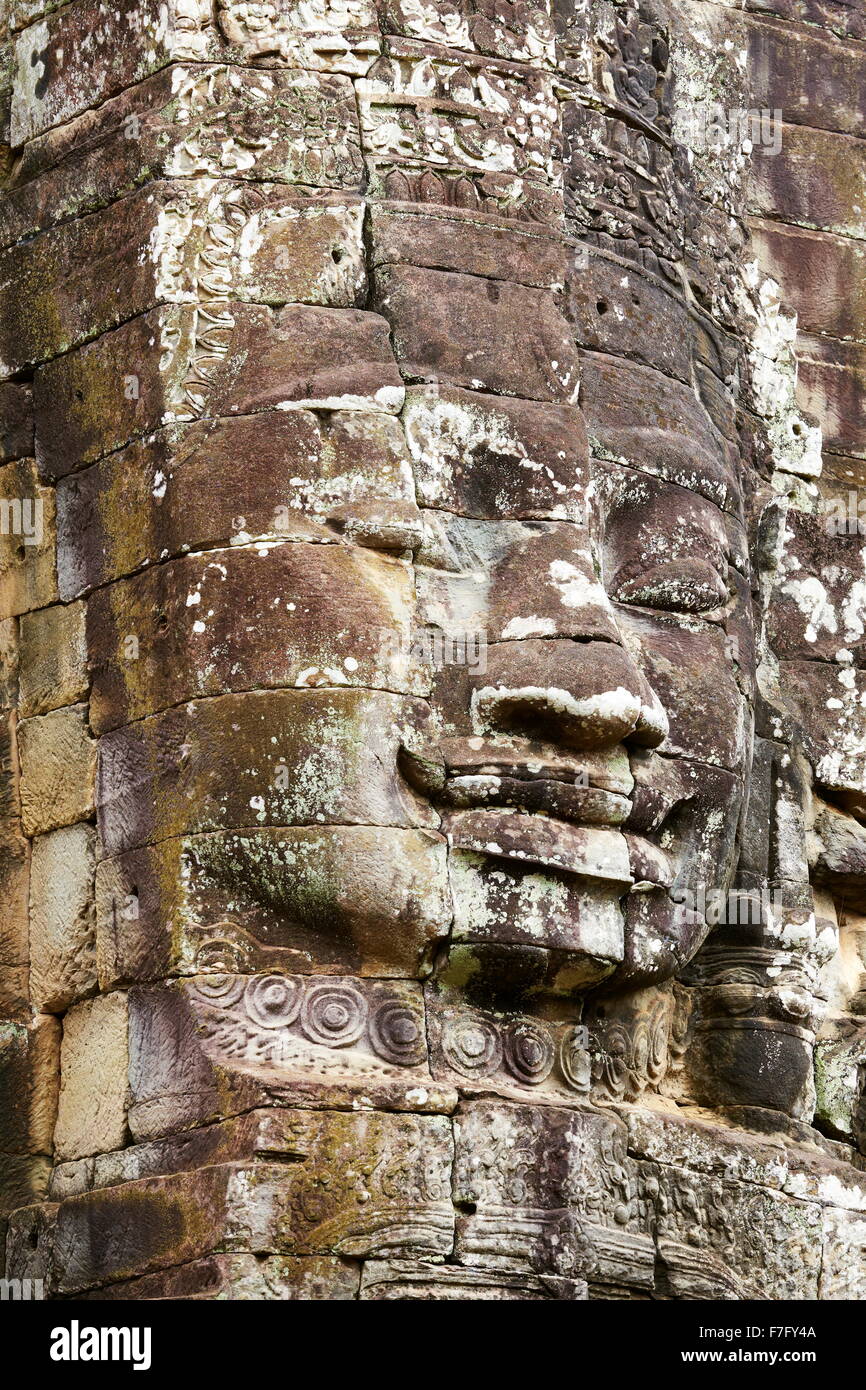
[{"xmin": 626, "ymin": 699, "xmax": 669, "ymax": 749}]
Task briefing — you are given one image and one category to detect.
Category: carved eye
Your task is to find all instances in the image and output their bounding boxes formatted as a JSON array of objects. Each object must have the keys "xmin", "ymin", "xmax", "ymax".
[
  {"xmin": 326, "ymin": 500, "xmax": 424, "ymax": 553},
  {"xmin": 611, "ymin": 557, "xmax": 728, "ymax": 613}
]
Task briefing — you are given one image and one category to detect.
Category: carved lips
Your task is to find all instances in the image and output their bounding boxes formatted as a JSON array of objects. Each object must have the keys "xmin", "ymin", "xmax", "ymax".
[{"xmin": 433, "ymin": 734, "xmax": 674, "ymax": 885}]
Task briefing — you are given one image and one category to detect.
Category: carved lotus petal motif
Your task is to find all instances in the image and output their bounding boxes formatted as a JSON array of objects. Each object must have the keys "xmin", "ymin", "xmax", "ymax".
[
  {"xmin": 370, "ymin": 1001, "xmax": 426, "ymax": 1067},
  {"xmin": 442, "ymin": 1017, "xmax": 502, "ymax": 1078},
  {"xmin": 244, "ymin": 975, "xmax": 303, "ymax": 1030},
  {"xmin": 559, "ymin": 1026, "xmax": 591, "ymax": 1092},
  {"xmin": 503, "ymin": 1021, "xmax": 554, "ymax": 1085},
  {"xmin": 301, "ymin": 985, "xmax": 367, "ymax": 1047}
]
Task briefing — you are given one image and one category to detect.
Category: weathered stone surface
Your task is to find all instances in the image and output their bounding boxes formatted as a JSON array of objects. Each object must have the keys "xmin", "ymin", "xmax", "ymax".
[
  {"xmin": 0, "ymin": 183, "xmax": 367, "ymax": 373},
  {"xmin": 126, "ymin": 978, "xmax": 456, "ymax": 1139},
  {"xmin": 453, "ymin": 1099, "xmax": 824, "ymax": 1298},
  {"xmin": 0, "ymin": 826, "xmax": 28, "ymax": 1018},
  {"xmin": 95, "ymin": 826, "xmax": 450, "ymax": 985},
  {"xmin": 565, "ymin": 251, "xmax": 693, "ymax": 384},
  {"xmin": 0, "ymin": 617, "xmax": 29, "ymax": 1018},
  {"xmin": 746, "ymin": 8, "xmax": 866, "ymax": 136},
  {"xmin": 17, "ymin": 702, "xmax": 95, "ymax": 835},
  {"xmin": 747, "ymin": 122, "xmax": 866, "ymax": 240},
  {"xmin": 18, "ymin": 600, "xmax": 86, "ymax": 715},
  {"xmin": 96, "ymin": 689, "xmax": 437, "ymax": 857},
  {"xmin": 369, "ymin": 204, "xmax": 567, "ymax": 287},
  {"xmin": 0, "ymin": 382, "xmax": 32, "ymax": 460},
  {"xmin": 405, "ymin": 384, "xmax": 588, "ymax": 521},
  {"xmin": 11, "ymin": 0, "xmax": 198, "ymax": 144},
  {"xmin": 579, "ymin": 352, "xmax": 740, "ymax": 512},
  {"xmin": 0, "ymin": 1151, "xmax": 51, "ymax": 1223},
  {"xmin": 0, "ymin": 457, "xmax": 56, "ymax": 618},
  {"xmin": 820, "ymin": 1206, "xmax": 866, "ymax": 1298},
  {"xmin": 378, "ymin": 0, "xmax": 558, "ymax": 63},
  {"xmin": 2, "ymin": 64, "xmax": 364, "ymax": 246},
  {"xmin": 797, "ymin": 333, "xmax": 866, "ymax": 459},
  {"xmin": 34, "ymin": 302, "xmax": 404, "ymax": 480},
  {"xmin": 56, "ymin": 411, "xmax": 416, "ymax": 596},
  {"xmin": 375, "ymin": 264, "xmax": 579, "ymax": 401},
  {"xmin": 33, "ymin": 307, "xmax": 193, "ymax": 479},
  {"xmin": 54, "ymin": 992, "xmax": 129, "ymax": 1161},
  {"xmin": 426, "ymin": 991, "xmax": 596, "ymax": 1103},
  {"xmin": 358, "ymin": 41, "xmax": 561, "ymax": 211},
  {"xmin": 360, "ymin": 1260, "xmax": 586, "ymax": 1299},
  {"xmin": 29, "ymin": 822, "xmax": 96, "ymax": 1013},
  {"xmin": 779, "ymin": 660, "xmax": 866, "ymax": 811},
  {"xmin": 215, "ymin": 0, "xmax": 380, "ymax": 75},
  {"xmin": 78, "ymin": 1253, "xmax": 362, "ymax": 1300},
  {"xmin": 7, "ymin": 0, "xmax": 866, "ymax": 1309},
  {"xmin": 418, "ymin": 518, "xmax": 622, "ymax": 646},
  {"xmin": 752, "ymin": 220, "xmax": 866, "ymax": 343},
  {"xmin": 0, "ymin": 1013, "xmax": 59, "ymax": 1155},
  {"xmin": 38, "ymin": 1109, "xmax": 453, "ymax": 1292},
  {"xmin": 766, "ymin": 506, "xmax": 866, "ymax": 664},
  {"xmin": 87, "ymin": 541, "xmax": 421, "ymax": 732}
]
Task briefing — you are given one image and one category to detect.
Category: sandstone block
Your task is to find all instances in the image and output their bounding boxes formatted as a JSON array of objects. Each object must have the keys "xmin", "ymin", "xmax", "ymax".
[
  {"xmin": 86, "ymin": 541, "xmax": 421, "ymax": 733},
  {"xmin": 18, "ymin": 600, "xmax": 87, "ymax": 716},
  {"xmin": 0, "ymin": 381, "xmax": 32, "ymax": 461},
  {"xmin": 18, "ymin": 703, "xmax": 95, "ymax": 835},
  {"xmin": 29, "ymin": 822, "xmax": 96, "ymax": 1013},
  {"xmin": 2, "ymin": 64, "xmax": 364, "ymax": 246},
  {"xmin": 57, "ymin": 410, "xmax": 416, "ymax": 597},
  {"xmin": 0, "ymin": 457, "xmax": 56, "ymax": 618},
  {"xmin": 35, "ymin": 302, "xmax": 404, "ymax": 480},
  {"xmin": 95, "ymin": 825, "xmax": 450, "ymax": 986},
  {"xmin": 0, "ymin": 1012, "xmax": 59, "ymax": 1154},
  {"xmin": 403, "ymin": 385, "xmax": 588, "ymax": 520},
  {"xmin": 375, "ymin": 264, "xmax": 579, "ymax": 402},
  {"xmin": 54, "ymin": 992, "xmax": 129, "ymax": 1161},
  {"xmin": 96, "ymin": 688, "xmax": 438, "ymax": 856}
]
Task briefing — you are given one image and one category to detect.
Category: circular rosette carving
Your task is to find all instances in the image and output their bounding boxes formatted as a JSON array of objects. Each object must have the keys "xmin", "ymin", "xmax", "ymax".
[
  {"xmin": 300, "ymin": 985, "xmax": 367, "ymax": 1047},
  {"xmin": 370, "ymin": 1001, "xmax": 426, "ymax": 1067},
  {"xmin": 442, "ymin": 1017, "xmax": 502, "ymax": 1079},
  {"xmin": 244, "ymin": 975, "xmax": 303, "ymax": 1030},
  {"xmin": 503, "ymin": 1021, "xmax": 554, "ymax": 1085},
  {"xmin": 559, "ymin": 1026, "xmax": 591, "ymax": 1092},
  {"xmin": 190, "ymin": 973, "xmax": 245, "ymax": 1008},
  {"xmin": 194, "ymin": 935, "xmax": 246, "ymax": 977}
]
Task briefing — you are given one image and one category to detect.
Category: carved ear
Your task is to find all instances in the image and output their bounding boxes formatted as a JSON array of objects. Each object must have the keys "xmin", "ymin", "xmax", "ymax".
[{"xmin": 813, "ymin": 802, "xmax": 866, "ymax": 911}]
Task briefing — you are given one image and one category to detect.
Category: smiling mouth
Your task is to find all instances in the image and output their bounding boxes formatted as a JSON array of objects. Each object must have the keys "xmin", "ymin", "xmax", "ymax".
[{"xmin": 437, "ymin": 734, "xmax": 632, "ymax": 824}]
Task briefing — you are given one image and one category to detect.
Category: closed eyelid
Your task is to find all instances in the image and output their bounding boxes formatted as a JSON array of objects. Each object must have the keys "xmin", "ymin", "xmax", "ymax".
[{"xmin": 608, "ymin": 555, "xmax": 730, "ymax": 614}]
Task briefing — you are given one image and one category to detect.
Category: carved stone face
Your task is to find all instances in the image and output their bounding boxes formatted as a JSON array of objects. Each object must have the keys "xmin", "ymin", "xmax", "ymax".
[
  {"xmin": 94, "ymin": 329, "xmax": 753, "ymax": 1026},
  {"xmin": 107, "ymin": 343, "xmax": 749, "ymax": 1016},
  {"xmin": 398, "ymin": 340, "xmax": 751, "ymax": 1002}
]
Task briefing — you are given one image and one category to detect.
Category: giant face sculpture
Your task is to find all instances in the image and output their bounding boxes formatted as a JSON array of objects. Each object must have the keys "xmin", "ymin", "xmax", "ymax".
[
  {"xmin": 63, "ymin": 1, "xmax": 763, "ymax": 1125},
  {"xmin": 85, "ymin": 261, "xmax": 755, "ymax": 1125}
]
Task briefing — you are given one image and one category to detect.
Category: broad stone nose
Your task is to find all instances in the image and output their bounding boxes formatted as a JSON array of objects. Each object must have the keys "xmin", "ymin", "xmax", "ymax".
[{"xmin": 471, "ymin": 637, "xmax": 668, "ymax": 751}]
